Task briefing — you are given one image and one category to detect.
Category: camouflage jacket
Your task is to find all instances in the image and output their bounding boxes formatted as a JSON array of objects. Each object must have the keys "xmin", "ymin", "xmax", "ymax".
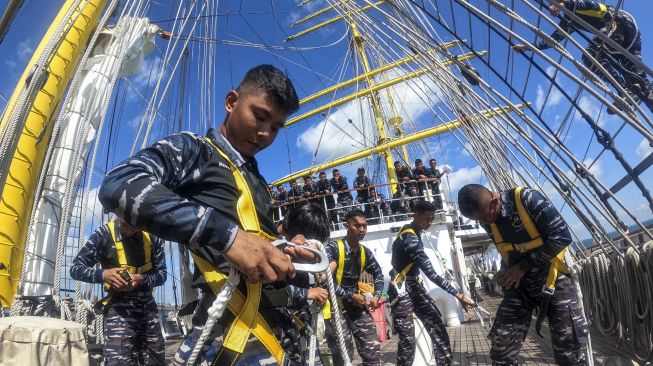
[{"xmin": 325, "ymin": 238, "xmax": 384, "ymax": 300}]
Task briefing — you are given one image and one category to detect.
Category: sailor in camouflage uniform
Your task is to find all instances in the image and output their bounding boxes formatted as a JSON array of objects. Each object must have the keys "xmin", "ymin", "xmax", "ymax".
[
  {"xmin": 99, "ymin": 65, "xmax": 317, "ymax": 365},
  {"xmin": 389, "ymin": 201, "xmax": 474, "ymax": 366},
  {"xmin": 324, "ymin": 210, "xmax": 384, "ymax": 366},
  {"xmin": 458, "ymin": 184, "xmax": 589, "ymax": 365},
  {"xmin": 70, "ymin": 218, "xmax": 166, "ymax": 365}
]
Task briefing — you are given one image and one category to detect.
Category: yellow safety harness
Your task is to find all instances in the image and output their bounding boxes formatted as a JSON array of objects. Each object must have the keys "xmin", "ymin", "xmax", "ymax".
[
  {"xmin": 190, "ymin": 137, "xmax": 284, "ymax": 365},
  {"xmin": 576, "ymin": 2, "xmax": 608, "ymax": 19},
  {"xmin": 99, "ymin": 221, "xmax": 153, "ymax": 307},
  {"xmin": 490, "ymin": 187, "xmax": 569, "ymax": 335},
  {"xmin": 323, "ymin": 239, "xmax": 367, "ymax": 320},
  {"xmin": 392, "ymin": 227, "xmax": 417, "ymax": 288}
]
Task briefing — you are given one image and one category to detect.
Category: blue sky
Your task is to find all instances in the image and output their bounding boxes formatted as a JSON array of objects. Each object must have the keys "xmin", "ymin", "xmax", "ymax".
[{"xmin": 1, "ymin": 0, "xmax": 653, "ymax": 297}]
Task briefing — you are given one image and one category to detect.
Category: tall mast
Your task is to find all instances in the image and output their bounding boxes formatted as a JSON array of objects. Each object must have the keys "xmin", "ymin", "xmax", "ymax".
[{"xmin": 347, "ymin": 15, "xmax": 398, "ymax": 192}]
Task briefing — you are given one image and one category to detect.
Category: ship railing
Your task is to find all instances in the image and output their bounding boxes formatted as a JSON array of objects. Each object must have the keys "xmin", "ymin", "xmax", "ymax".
[{"xmin": 273, "ymin": 178, "xmax": 449, "ymax": 229}]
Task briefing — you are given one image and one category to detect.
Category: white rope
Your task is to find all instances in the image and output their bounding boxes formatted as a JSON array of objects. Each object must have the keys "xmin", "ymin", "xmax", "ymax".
[
  {"xmin": 310, "ymin": 240, "xmax": 352, "ymax": 366},
  {"xmin": 567, "ymin": 253, "xmax": 594, "ymax": 366},
  {"xmin": 186, "ymin": 267, "xmax": 240, "ymax": 366}
]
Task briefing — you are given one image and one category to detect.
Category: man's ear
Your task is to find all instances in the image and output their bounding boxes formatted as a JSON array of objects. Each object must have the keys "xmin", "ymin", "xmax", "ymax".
[{"xmin": 225, "ymin": 90, "xmax": 239, "ymax": 113}]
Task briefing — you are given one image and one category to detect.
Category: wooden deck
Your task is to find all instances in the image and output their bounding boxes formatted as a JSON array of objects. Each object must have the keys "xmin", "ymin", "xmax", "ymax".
[{"xmin": 165, "ymin": 290, "xmax": 639, "ymax": 365}]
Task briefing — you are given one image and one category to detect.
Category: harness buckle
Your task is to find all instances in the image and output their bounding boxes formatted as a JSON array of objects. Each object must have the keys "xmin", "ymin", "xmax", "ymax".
[
  {"xmin": 540, "ymin": 285, "xmax": 555, "ymax": 297},
  {"xmin": 513, "ymin": 243, "xmax": 529, "ymax": 253},
  {"xmin": 271, "ymin": 240, "xmax": 329, "ymax": 273}
]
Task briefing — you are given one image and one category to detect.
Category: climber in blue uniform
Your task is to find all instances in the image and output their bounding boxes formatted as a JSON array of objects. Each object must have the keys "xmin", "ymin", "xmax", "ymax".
[{"xmin": 513, "ymin": 0, "xmax": 653, "ymax": 113}]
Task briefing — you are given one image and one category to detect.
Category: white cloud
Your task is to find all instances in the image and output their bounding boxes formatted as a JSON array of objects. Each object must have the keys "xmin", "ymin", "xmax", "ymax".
[
  {"xmin": 577, "ymin": 95, "xmax": 616, "ymax": 128},
  {"xmin": 444, "ymin": 165, "xmax": 484, "ymax": 194},
  {"xmin": 636, "ymin": 138, "xmax": 653, "ymax": 159},
  {"xmin": 583, "ymin": 159, "xmax": 602, "ymax": 179},
  {"xmin": 296, "ymin": 72, "xmax": 442, "ymax": 163},
  {"xmin": 535, "ymin": 83, "xmax": 564, "ymax": 111},
  {"xmin": 5, "ymin": 38, "xmax": 34, "ymax": 71},
  {"xmin": 131, "ymin": 55, "xmax": 164, "ymax": 90}
]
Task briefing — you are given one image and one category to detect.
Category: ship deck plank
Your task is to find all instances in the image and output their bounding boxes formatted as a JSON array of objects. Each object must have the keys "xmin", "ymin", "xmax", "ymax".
[{"xmin": 164, "ymin": 290, "xmax": 638, "ymax": 365}]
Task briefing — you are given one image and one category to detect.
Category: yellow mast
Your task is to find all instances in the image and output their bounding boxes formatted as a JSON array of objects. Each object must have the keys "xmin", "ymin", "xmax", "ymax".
[
  {"xmin": 0, "ymin": 0, "xmax": 108, "ymax": 308},
  {"xmin": 347, "ymin": 15, "xmax": 399, "ymax": 192},
  {"xmin": 272, "ymin": 104, "xmax": 528, "ymax": 186},
  {"xmin": 379, "ymin": 55, "xmax": 410, "ymax": 165}
]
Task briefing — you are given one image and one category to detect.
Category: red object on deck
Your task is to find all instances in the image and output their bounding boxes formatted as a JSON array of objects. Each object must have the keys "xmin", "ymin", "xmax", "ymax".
[{"xmin": 370, "ymin": 299, "xmax": 388, "ymax": 342}]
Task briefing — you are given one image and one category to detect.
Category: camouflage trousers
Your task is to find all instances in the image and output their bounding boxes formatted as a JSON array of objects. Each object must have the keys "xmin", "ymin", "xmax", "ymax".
[
  {"xmin": 490, "ymin": 273, "xmax": 588, "ymax": 365},
  {"xmin": 390, "ymin": 280, "xmax": 452, "ymax": 366},
  {"xmin": 103, "ymin": 295, "xmax": 165, "ymax": 366},
  {"xmin": 325, "ymin": 303, "xmax": 381, "ymax": 366}
]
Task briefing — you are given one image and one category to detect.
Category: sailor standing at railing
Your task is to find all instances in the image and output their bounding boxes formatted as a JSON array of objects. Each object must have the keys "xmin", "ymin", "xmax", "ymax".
[
  {"xmin": 330, "ymin": 168, "xmax": 353, "ymax": 206},
  {"xmin": 99, "ymin": 64, "xmax": 319, "ymax": 365},
  {"xmin": 388, "ymin": 201, "xmax": 475, "ymax": 366},
  {"xmin": 458, "ymin": 184, "xmax": 589, "ymax": 365},
  {"xmin": 70, "ymin": 218, "xmax": 167, "ymax": 365},
  {"xmin": 317, "ymin": 171, "xmax": 337, "ymax": 226},
  {"xmin": 426, "ymin": 158, "xmax": 445, "ymax": 210},
  {"xmin": 353, "ymin": 167, "xmax": 372, "ymax": 204},
  {"xmin": 412, "ymin": 158, "xmax": 430, "ymax": 200}
]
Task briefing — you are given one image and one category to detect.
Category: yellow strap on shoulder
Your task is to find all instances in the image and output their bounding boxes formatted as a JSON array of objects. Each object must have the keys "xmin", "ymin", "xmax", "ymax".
[
  {"xmin": 107, "ymin": 220, "xmax": 127, "ymax": 266},
  {"xmin": 336, "ymin": 240, "xmax": 345, "ymax": 285},
  {"xmin": 107, "ymin": 220, "xmax": 154, "ymax": 274},
  {"xmin": 360, "ymin": 244, "xmax": 366, "ymax": 273},
  {"xmin": 514, "ymin": 187, "xmax": 540, "ymax": 239},
  {"xmin": 399, "ymin": 227, "xmax": 416, "ymax": 237},
  {"xmin": 576, "ymin": 3, "xmax": 607, "ymax": 19},
  {"xmin": 192, "ymin": 254, "xmax": 283, "ymax": 363},
  {"xmin": 199, "ymin": 137, "xmax": 280, "ymax": 360}
]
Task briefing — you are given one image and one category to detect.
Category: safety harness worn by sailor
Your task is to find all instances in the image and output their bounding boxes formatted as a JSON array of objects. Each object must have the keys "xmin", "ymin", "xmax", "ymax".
[
  {"xmin": 99, "ymin": 65, "xmax": 320, "ymax": 365},
  {"xmin": 323, "ymin": 209, "xmax": 384, "ymax": 366},
  {"xmin": 458, "ymin": 184, "xmax": 589, "ymax": 366},
  {"xmin": 70, "ymin": 218, "xmax": 166, "ymax": 365},
  {"xmin": 514, "ymin": 0, "xmax": 653, "ymax": 113},
  {"xmin": 388, "ymin": 200, "xmax": 474, "ymax": 366}
]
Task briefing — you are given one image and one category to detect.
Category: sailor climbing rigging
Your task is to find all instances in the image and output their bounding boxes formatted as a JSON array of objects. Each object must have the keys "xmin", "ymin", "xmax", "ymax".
[{"xmin": 513, "ymin": 0, "xmax": 653, "ymax": 114}]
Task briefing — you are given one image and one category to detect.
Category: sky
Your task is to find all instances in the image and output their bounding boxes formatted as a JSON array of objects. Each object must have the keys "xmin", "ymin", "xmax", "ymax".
[{"xmin": 1, "ymin": 0, "xmax": 653, "ymax": 299}]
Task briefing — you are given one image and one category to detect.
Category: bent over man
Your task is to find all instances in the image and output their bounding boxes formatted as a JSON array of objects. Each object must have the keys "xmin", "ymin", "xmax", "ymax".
[
  {"xmin": 70, "ymin": 218, "xmax": 166, "ymax": 365},
  {"xmin": 458, "ymin": 184, "xmax": 588, "ymax": 365}
]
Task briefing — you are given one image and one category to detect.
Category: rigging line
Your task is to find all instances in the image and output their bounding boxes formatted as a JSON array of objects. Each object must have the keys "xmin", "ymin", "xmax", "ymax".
[
  {"xmin": 174, "ymin": 29, "xmax": 350, "ymax": 50},
  {"xmin": 150, "ymin": 10, "xmax": 296, "ymax": 24}
]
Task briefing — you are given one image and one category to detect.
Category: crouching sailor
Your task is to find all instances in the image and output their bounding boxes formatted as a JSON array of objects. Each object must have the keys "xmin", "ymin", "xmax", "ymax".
[
  {"xmin": 99, "ymin": 64, "xmax": 318, "ymax": 365},
  {"xmin": 70, "ymin": 218, "xmax": 167, "ymax": 365},
  {"xmin": 458, "ymin": 184, "xmax": 589, "ymax": 365}
]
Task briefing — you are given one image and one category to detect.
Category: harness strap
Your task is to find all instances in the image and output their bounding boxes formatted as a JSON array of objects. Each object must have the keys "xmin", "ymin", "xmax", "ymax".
[
  {"xmin": 198, "ymin": 137, "xmax": 282, "ymax": 364},
  {"xmin": 324, "ymin": 239, "xmax": 368, "ymax": 319}
]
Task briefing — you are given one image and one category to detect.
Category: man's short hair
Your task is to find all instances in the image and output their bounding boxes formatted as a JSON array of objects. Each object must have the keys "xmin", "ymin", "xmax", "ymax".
[
  {"xmin": 429, "ymin": 158, "xmax": 436, "ymax": 163},
  {"xmin": 357, "ymin": 167, "xmax": 365, "ymax": 172},
  {"xmin": 303, "ymin": 175, "xmax": 311, "ymax": 180},
  {"xmin": 319, "ymin": 171, "xmax": 326, "ymax": 176},
  {"xmin": 394, "ymin": 161, "xmax": 401, "ymax": 166},
  {"xmin": 237, "ymin": 64, "xmax": 299, "ymax": 116},
  {"xmin": 458, "ymin": 184, "xmax": 490, "ymax": 217},
  {"xmin": 414, "ymin": 201, "xmax": 436, "ymax": 214},
  {"xmin": 283, "ymin": 203, "xmax": 330, "ymax": 242},
  {"xmin": 415, "ymin": 158, "xmax": 422, "ymax": 164},
  {"xmin": 344, "ymin": 209, "xmax": 366, "ymax": 222}
]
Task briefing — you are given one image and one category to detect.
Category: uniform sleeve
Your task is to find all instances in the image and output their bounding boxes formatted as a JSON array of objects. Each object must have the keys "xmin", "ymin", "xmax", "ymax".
[
  {"xmin": 99, "ymin": 132, "xmax": 239, "ymax": 254},
  {"xmin": 364, "ymin": 248, "xmax": 385, "ymax": 298},
  {"xmin": 535, "ymin": 1, "xmax": 576, "ymax": 50},
  {"xmin": 519, "ymin": 189, "xmax": 572, "ymax": 271},
  {"xmin": 142, "ymin": 237, "xmax": 167, "ymax": 289},
  {"xmin": 286, "ymin": 284, "xmax": 308, "ymax": 307},
  {"xmin": 70, "ymin": 227, "xmax": 107, "ymax": 284},
  {"xmin": 403, "ymin": 232, "xmax": 459, "ymax": 296}
]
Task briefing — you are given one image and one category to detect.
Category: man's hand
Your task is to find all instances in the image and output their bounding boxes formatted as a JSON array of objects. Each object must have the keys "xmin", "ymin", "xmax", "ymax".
[
  {"xmin": 455, "ymin": 292, "xmax": 476, "ymax": 313},
  {"xmin": 367, "ymin": 296, "xmax": 380, "ymax": 310},
  {"xmin": 225, "ymin": 229, "xmax": 295, "ymax": 283},
  {"xmin": 103, "ymin": 268, "xmax": 129, "ymax": 290},
  {"xmin": 496, "ymin": 264, "xmax": 526, "ymax": 288},
  {"xmin": 512, "ymin": 44, "xmax": 528, "ymax": 53},
  {"xmin": 129, "ymin": 273, "xmax": 144, "ymax": 289},
  {"xmin": 351, "ymin": 293, "xmax": 367, "ymax": 307},
  {"xmin": 308, "ymin": 287, "xmax": 328, "ymax": 305}
]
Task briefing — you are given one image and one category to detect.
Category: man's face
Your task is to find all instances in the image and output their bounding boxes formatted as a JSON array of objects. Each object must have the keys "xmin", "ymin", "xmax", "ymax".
[
  {"xmin": 304, "ymin": 178, "xmax": 312, "ymax": 185},
  {"xmin": 358, "ymin": 170, "xmax": 365, "ymax": 177},
  {"xmin": 430, "ymin": 160, "xmax": 436, "ymax": 168},
  {"xmin": 395, "ymin": 164, "xmax": 402, "ymax": 171},
  {"xmin": 277, "ymin": 185, "xmax": 285, "ymax": 192},
  {"xmin": 319, "ymin": 174, "xmax": 327, "ymax": 181},
  {"xmin": 466, "ymin": 191, "xmax": 501, "ymax": 225},
  {"xmin": 416, "ymin": 162, "xmax": 423, "ymax": 169},
  {"xmin": 119, "ymin": 218, "xmax": 140, "ymax": 238},
  {"xmin": 333, "ymin": 171, "xmax": 340, "ymax": 179},
  {"xmin": 344, "ymin": 216, "xmax": 367, "ymax": 241},
  {"xmin": 222, "ymin": 90, "xmax": 286, "ymax": 158},
  {"xmin": 291, "ymin": 181, "xmax": 298, "ymax": 188},
  {"xmin": 413, "ymin": 211, "xmax": 435, "ymax": 230}
]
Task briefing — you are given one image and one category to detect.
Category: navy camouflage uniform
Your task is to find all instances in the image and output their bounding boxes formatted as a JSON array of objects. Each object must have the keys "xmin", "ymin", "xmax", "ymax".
[
  {"xmin": 537, "ymin": 0, "xmax": 653, "ymax": 106},
  {"xmin": 70, "ymin": 221, "xmax": 166, "ymax": 365},
  {"xmin": 426, "ymin": 166, "xmax": 444, "ymax": 209},
  {"xmin": 481, "ymin": 188, "xmax": 588, "ymax": 365},
  {"xmin": 395, "ymin": 165, "xmax": 416, "ymax": 198},
  {"xmin": 389, "ymin": 223, "xmax": 460, "ymax": 366},
  {"xmin": 316, "ymin": 178, "xmax": 337, "ymax": 224},
  {"xmin": 324, "ymin": 239, "xmax": 384, "ymax": 366},
  {"xmin": 412, "ymin": 166, "xmax": 430, "ymax": 199},
  {"xmin": 99, "ymin": 129, "xmax": 311, "ymax": 365}
]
